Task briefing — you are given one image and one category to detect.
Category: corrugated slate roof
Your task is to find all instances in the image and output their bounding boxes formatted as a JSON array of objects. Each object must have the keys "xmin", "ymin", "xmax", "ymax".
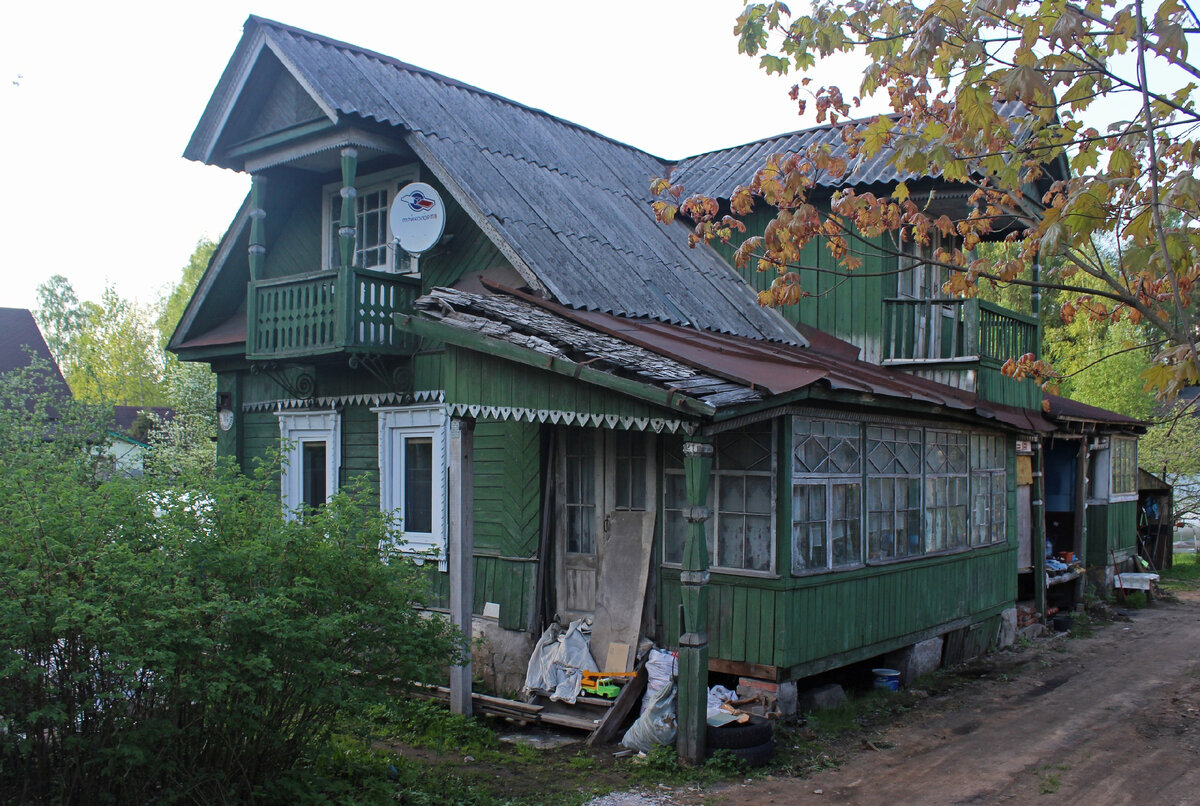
[
  {"xmin": 187, "ymin": 17, "xmax": 800, "ymax": 345},
  {"xmin": 670, "ymin": 103, "xmax": 1029, "ymax": 200}
]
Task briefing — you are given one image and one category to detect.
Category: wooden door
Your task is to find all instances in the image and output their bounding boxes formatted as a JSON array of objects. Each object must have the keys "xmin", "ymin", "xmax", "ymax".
[{"xmin": 554, "ymin": 429, "xmax": 656, "ymax": 626}]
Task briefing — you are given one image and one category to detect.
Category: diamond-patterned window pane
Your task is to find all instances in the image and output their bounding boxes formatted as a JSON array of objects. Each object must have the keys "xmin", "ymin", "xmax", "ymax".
[{"xmin": 793, "ymin": 418, "xmax": 861, "ymax": 474}]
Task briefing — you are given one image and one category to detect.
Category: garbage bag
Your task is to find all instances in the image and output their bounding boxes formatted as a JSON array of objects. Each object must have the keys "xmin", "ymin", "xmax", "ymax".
[
  {"xmin": 521, "ymin": 617, "xmax": 599, "ymax": 704},
  {"xmin": 641, "ymin": 647, "xmax": 677, "ymax": 715},
  {"xmin": 621, "ymin": 677, "xmax": 677, "ymax": 752}
]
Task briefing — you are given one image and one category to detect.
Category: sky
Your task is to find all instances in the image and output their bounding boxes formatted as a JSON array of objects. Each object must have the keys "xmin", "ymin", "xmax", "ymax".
[{"xmin": 0, "ymin": 1, "xmax": 861, "ymax": 314}]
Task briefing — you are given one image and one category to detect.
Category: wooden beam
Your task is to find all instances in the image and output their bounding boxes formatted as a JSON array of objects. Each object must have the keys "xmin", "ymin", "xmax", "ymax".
[{"xmin": 448, "ymin": 417, "xmax": 475, "ymax": 715}]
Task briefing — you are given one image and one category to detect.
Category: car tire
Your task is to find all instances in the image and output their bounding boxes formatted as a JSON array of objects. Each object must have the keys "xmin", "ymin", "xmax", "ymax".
[
  {"xmin": 721, "ymin": 738, "xmax": 776, "ymax": 768},
  {"xmin": 706, "ymin": 715, "xmax": 773, "ymax": 749}
]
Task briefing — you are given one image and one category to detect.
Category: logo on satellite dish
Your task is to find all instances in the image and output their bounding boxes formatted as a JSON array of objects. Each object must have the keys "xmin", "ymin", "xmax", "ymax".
[
  {"xmin": 390, "ymin": 182, "xmax": 446, "ymax": 257},
  {"xmin": 400, "ymin": 189, "xmax": 437, "ymax": 213}
]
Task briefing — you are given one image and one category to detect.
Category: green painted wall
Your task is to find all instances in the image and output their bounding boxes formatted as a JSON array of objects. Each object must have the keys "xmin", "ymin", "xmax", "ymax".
[
  {"xmin": 1086, "ymin": 500, "xmax": 1138, "ymax": 566},
  {"xmin": 443, "ymin": 347, "xmax": 682, "ymax": 422},
  {"xmin": 659, "ymin": 544, "xmax": 1014, "ymax": 674}
]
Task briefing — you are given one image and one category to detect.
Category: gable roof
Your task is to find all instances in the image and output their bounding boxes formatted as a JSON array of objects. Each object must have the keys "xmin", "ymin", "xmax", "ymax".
[
  {"xmin": 669, "ymin": 102, "xmax": 1031, "ymax": 201},
  {"xmin": 184, "ymin": 16, "xmax": 800, "ymax": 345},
  {"xmin": 0, "ymin": 308, "xmax": 71, "ymax": 400}
]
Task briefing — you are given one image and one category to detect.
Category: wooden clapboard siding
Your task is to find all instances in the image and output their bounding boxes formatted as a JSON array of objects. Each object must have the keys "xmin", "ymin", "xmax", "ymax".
[
  {"xmin": 709, "ymin": 207, "xmax": 894, "ymax": 364},
  {"xmin": 472, "ymin": 419, "xmax": 542, "ymax": 558},
  {"xmin": 978, "ymin": 363, "xmax": 1042, "ymax": 410},
  {"xmin": 340, "ymin": 404, "xmax": 380, "ymax": 503},
  {"xmin": 1085, "ymin": 501, "xmax": 1138, "ymax": 566},
  {"xmin": 416, "ymin": 179, "xmax": 510, "ymax": 290},
  {"xmin": 262, "ymin": 189, "xmax": 322, "ymax": 280},
  {"xmin": 243, "ymin": 409, "xmax": 281, "ymax": 468},
  {"xmin": 659, "ymin": 544, "xmax": 1015, "ymax": 673},
  {"xmin": 444, "ymin": 347, "xmax": 678, "ymax": 422}
]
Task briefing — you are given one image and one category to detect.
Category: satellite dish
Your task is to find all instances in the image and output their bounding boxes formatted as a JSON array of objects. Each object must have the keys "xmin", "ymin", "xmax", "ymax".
[{"xmin": 390, "ymin": 182, "xmax": 446, "ymax": 257}]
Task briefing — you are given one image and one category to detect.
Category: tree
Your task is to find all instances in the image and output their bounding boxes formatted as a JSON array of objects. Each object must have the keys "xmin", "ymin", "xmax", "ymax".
[
  {"xmin": 1141, "ymin": 400, "xmax": 1200, "ymax": 521},
  {"xmin": 34, "ymin": 277, "xmax": 166, "ymax": 406},
  {"xmin": 654, "ymin": 0, "xmax": 1200, "ymax": 397},
  {"xmin": 0, "ymin": 365, "xmax": 461, "ymax": 803}
]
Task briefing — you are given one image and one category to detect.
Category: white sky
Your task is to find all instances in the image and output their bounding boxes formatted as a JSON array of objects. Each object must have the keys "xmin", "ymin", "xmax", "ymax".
[{"xmin": 0, "ymin": 1, "xmax": 856, "ymax": 313}]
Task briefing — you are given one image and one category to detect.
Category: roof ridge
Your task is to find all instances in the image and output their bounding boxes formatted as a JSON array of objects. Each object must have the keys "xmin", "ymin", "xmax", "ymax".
[
  {"xmin": 247, "ymin": 15, "xmax": 671, "ymax": 166},
  {"xmin": 670, "ymin": 111, "xmax": 903, "ymax": 166}
]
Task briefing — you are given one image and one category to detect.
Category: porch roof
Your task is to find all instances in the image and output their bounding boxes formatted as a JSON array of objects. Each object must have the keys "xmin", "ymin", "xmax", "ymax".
[{"xmin": 413, "ymin": 285, "xmax": 1055, "ymax": 433}]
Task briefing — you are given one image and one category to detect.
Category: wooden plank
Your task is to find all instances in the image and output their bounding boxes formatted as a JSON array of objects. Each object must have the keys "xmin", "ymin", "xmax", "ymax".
[{"xmin": 587, "ymin": 661, "xmax": 648, "ymax": 746}]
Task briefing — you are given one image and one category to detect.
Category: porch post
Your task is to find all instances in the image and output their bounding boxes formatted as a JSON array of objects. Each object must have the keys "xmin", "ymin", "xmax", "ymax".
[
  {"xmin": 338, "ymin": 147, "xmax": 358, "ymax": 268},
  {"xmin": 448, "ymin": 416, "xmax": 475, "ymax": 715},
  {"xmin": 1032, "ymin": 441, "xmax": 1047, "ymax": 620},
  {"xmin": 248, "ymin": 174, "xmax": 267, "ymax": 282},
  {"xmin": 678, "ymin": 437, "xmax": 713, "ymax": 765},
  {"xmin": 1074, "ymin": 437, "xmax": 1089, "ymax": 600}
]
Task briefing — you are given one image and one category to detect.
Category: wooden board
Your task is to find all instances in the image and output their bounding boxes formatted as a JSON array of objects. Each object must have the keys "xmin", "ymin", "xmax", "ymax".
[{"xmin": 590, "ymin": 511, "xmax": 655, "ymax": 673}]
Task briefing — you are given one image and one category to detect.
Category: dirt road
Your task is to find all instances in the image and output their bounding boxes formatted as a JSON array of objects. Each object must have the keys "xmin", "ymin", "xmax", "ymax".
[{"xmin": 707, "ymin": 591, "xmax": 1200, "ymax": 805}]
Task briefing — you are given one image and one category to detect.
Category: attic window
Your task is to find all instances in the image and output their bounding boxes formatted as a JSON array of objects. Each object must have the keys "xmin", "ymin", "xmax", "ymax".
[{"xmin": 323, "ymin": 165, "xmax": 419, "ymax": 272}]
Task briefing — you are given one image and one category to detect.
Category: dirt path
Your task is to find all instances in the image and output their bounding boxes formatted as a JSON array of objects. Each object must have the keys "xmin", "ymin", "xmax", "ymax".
[{"xmin": 704, "ymin": 592, "xmax": 1200, "ymax": 806}]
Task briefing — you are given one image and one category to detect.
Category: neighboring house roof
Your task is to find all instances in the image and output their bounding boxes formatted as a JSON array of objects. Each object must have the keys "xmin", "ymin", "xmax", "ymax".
[
  {"xmin": 0, "ymin": 308, "xmax": 71, "ymax": 400},
  {"xmin": 184, "ymin": 16, "xmax": 800, "ymax": 345},
  {"xmin": 415, "ymin": 285, "xmax": 1054, "ymax": 433},
  {"xmin": 1044, "ymin": 393, "xmax": 1147, "ymax": 430},
  {"xmin": 669, "ymin": 102, "xmax": 1031, "ymax": 200},
  {"xmin": 112, "ymin": 405, "xmax": 175, "ymax": 434}
]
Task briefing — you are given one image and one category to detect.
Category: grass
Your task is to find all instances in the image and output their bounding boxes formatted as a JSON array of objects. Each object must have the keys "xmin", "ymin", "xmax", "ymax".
[{"xmin": 1160, "ymin": 552, "xmax": 1200, "ymax": 592}]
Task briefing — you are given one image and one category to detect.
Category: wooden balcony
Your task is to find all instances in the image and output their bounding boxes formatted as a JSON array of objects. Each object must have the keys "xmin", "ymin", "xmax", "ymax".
[
  {"xmin": 882, "ymin": 298, "xmax": 1038, "ymax": 365},
  {"xmin": 247, "ymin": 267, "xmax": 420, "ymax": 361}
]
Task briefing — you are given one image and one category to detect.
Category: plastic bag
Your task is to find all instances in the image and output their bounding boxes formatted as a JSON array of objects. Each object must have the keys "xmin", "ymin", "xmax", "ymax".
[
  {"xmin": 521, "ymin": 618, "xmax": 599, "ymax": 704},
  {"xmin": 621, "ymin": 677, "xmax": 677, "ymax": 752},
  {"xmin": 641, "ymin": 648, "xmax": 677, "ymax": 715}
]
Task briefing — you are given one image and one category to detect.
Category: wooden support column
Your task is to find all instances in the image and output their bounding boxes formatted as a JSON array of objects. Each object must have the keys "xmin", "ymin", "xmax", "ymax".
[
  {"xmin": 248, "ymin": 174, "xmax": 267, "ymax": 281},
  {"xmin": 338, "ymin": 147, "xmax": 358, "ymax": 268},
  {"xmin": 1032, "ymin": 441, "xmax": 1047, "ymax": 620},
  {"xmin": 448, "ymin": 416, "xmax": 475, "ymax": 715},
  {"xmin": 677, "ymin": 437, "xmax": 712, "ymax": 766},
  {"xmin": 1074, "ymin": 437, "xmax": 1089, "ymax": 600}
]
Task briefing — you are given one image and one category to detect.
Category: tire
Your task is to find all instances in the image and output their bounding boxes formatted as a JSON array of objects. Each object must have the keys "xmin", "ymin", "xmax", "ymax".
[
  {"xmin": 721, "ymin": 738, "xmax": 776, "ymax": 768},
  {"xmin": 706, "ymin": 714, "xmax": 773, "ymax": 749}
]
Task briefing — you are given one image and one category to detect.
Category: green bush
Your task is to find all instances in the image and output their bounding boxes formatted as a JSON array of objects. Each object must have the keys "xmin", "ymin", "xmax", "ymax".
[{"xmin": 0, "ymin": 366, "xmax": 462, "ymax": 804}]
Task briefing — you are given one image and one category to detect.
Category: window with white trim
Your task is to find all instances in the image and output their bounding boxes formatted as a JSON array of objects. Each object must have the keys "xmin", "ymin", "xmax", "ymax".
[
  {"xmin": 792, "ymin": 418, "xmax": 862, "ymax": 573},
  {"xmin": 323, "ymin": 166, "xmax": 419, "ymax": 272},
  {"xmin": 278, "ymin": 410, "xmax": 341, "ymax": 516},
  {"xmin": 924, "ymin": 430, "xmax": 969, "ymax": 552},
  {"xmin": 1111, "ymin": 436, "xmax": 1138, "ymax": 499},
  {"xmin": 376, "ymin": 405, "xmax": 448, "ymax": 567},
  {"xmin": 866, "ymin": 426, "xmax": 923, "ymax": 561},
  {"xmin": 663, "ymin": 423, "xmax": 775, "ymax": 573},
  {"xmin": 970, "ymin": 434, "xmax": 1007, "ymax": 545}
]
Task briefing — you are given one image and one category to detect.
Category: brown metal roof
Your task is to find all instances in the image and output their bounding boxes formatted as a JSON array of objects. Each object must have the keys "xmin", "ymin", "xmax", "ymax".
[
  {"xmin": 172, "ymin": 309, "xmax": 246, "ymax": 351},
  {"xmin": 433, "ymin": 284, "xmax": 1054, "ymax": 432},
  {"xmin": 1044, "ymin": 393, "xmax": 1146, "ymax": 428}
]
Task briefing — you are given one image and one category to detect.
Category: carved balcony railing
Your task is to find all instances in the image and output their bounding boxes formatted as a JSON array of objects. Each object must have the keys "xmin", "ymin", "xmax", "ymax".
[
  {"xmin": 882, "ymin": 298, "xmax": 1038, "ymax": 364},
  {"xmin": 247, "ymin": 267, "xmax": 420, "ymax": 360}
]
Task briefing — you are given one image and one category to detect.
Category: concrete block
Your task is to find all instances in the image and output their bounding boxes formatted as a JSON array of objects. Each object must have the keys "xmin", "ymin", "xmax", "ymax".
[
  {"xmin": 997, "ymin": 607, "xmax": 1018, "ymax": 648},
  {"xmin": 471, "ymin": 618, "xmax": 535, "ymax": 696},
  {"xmin": 776, "ymin": 680, "xmax": 798, "ymax": 717},
  {"xmin": 797, "ymin": 682, "xmax": 846, "ymax": 713},
  {"xmin": 883, "ymin": 636, "xmax": 944, "ymax": 684}
]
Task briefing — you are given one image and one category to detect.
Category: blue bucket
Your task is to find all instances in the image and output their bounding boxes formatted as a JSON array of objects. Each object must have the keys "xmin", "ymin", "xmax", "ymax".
[{"xmin": 872, "ymin": 668, "xmax": 901, "ymax": 691}]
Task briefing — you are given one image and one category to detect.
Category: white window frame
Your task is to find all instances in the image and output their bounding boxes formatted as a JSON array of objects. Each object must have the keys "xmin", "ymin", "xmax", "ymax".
[
  {"xmin": 277, "ymin": 410, "xmax": 341, "ymax": 517},
  {"xmin": 322, "ymin": 165, "xmax": 420, "ymax": 273},
  {"xmin": 1110, "ymin": 436, "xmax": 1139, "ymax": 502},
  {"xmin": 375, "ymin": 405, "xmax": 449, "ymax": 569},
  {"xmin": 663, "ymin": 423, "xmax": 776, "ymax": 576},
  {"xmin": 792, "ymin": 417, "xmax": 864, "ymax": 574}
]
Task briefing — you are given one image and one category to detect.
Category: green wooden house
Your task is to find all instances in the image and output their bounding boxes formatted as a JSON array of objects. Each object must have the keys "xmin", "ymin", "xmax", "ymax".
[{"xmin": 171, "ymin": 17, "xmax": 1141, "ymax": 758}]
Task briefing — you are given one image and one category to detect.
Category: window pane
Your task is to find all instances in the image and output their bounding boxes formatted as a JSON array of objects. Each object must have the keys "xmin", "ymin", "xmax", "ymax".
[
  {"xmin": 745, "ymin": 515, "xmax": 772, "ymax": 571},
  {"xmin": 302, "ymin": 441, "xmax": 327, "ymax": 509},
  {"xmin": 404, "ymin": 437, "xmax": 433, "ymax": 533}
]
